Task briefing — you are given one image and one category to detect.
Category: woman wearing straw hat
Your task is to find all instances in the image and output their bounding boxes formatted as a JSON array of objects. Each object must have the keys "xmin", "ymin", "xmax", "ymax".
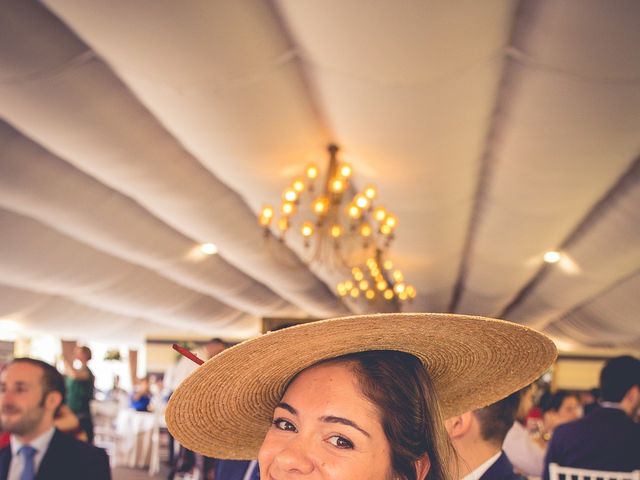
[{"xmin": 166, "ymin": 313, "xmax": 556, "ymax": 480}]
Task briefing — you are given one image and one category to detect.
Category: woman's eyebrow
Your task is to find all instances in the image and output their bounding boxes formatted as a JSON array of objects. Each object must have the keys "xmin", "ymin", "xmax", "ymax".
[
  {"xmin": 276, "ymin": 402, "xmax": 297, "ymax": 415},
  {"xmin": 320, "ymin": 415, "xmax": 371, "ymax": 437}
]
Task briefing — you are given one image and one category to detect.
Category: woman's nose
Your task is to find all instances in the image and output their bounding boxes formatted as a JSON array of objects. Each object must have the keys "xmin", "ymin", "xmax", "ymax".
[{"xmin": 272, "ymin": 437, "xmax": 315, "ymax": 475}]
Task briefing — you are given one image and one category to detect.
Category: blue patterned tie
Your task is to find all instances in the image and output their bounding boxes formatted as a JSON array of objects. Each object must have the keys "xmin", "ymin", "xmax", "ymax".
[{"xmin": 18, "ymin": 445, "xmax": 37, "ymax": 480}]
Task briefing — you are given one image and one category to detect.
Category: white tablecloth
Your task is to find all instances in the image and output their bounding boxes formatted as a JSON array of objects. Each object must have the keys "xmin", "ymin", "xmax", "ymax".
[{"xmin": 115, "ymin": 409, "xmax": 162, "ymax": 474}]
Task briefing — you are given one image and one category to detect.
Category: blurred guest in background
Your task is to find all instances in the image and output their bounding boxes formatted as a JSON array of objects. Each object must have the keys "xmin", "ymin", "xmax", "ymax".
[
  {"xmin": 130, "ymin": 376, "xmax": 152, "ymax": 412},
  {"xmin": 106, "ymin": 374, "xmax": 129, "ymax": 409},
  {"xmin": 62, "ymin": 345, "xmax": 95, "ymax": 444},
  {"xmin": 543, "ymin": 355, "xmax": 640, "ymax": 480},
  {"xmin": 503, "ymin": 384, "xmax": 546, "ymax": 477},
  {"xmin": 539, "ymin": 390, "xmax": 582, "ymax": 439}
]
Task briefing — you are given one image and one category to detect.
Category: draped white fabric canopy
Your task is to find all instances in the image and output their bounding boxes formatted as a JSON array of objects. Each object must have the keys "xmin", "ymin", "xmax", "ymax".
[{"xmin": 0, "ymin": 0, "xmax": 638, "ymax": 351}]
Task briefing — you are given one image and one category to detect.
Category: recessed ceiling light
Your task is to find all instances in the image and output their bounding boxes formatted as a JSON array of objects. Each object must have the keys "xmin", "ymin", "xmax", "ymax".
[
  {"xmin": 543, "ymin": 251, "xmax": 561, "ymax": 263},
  {"xmin": 200, "ymin": 243, "xmax": 218, "ymax": 255}
]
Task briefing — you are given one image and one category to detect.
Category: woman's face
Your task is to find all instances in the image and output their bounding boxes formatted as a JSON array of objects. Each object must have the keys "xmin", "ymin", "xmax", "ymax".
[
  {"xmin": 556, "ymin": 395, "xmax": 582, "ymax": 424},
  {"xmin": 258, "ymin": 361, "xmax": 393, "ymax": 479}
]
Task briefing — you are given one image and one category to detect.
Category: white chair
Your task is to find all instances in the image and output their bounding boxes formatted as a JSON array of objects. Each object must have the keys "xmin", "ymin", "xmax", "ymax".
[
  {"xmin": 90, "ymin": 400, "xmax": 121, "ymax": 467},
  {"xmin": 549, "ymin": 463, "xmax": 640, "ymax": 480}
]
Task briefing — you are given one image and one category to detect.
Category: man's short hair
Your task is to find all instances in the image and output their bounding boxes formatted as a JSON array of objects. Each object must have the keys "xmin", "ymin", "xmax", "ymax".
[
  {"xmin": 10, "ymin": 358, "xmax": 66, "ymax": 408},
  {"xmin": 600, "ymin": 355, "xmax": 640, "ymax": 402},
  {"xmin": 473, "ymin": 390, "xmax": 520, "ymax": 446}
]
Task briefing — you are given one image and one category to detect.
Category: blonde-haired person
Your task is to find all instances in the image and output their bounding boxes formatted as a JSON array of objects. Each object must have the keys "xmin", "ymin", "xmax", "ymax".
[{"xmin": 166, "ymin": 313, "xmax": 556, "ymax": 480}]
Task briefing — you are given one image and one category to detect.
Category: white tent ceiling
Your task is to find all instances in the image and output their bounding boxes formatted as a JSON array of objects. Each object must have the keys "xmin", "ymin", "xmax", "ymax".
[{"xmin": 0, "ymin": 0, "xmax": 638, "ymax": 351}]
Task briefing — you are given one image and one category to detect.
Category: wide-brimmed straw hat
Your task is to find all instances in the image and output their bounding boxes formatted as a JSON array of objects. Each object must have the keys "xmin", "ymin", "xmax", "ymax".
[{"xmin": 166, "ymin": 312, "xmax": 556, "ymax": 459}]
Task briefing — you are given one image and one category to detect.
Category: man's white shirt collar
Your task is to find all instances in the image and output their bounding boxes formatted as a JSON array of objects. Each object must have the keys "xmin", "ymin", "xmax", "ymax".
[{"xmin": 462, "ymin": 451, "xmax": 502, "ymax": 480}]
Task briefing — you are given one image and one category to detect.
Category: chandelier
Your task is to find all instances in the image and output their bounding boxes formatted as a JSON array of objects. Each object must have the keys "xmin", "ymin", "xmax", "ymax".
[{"xmin": 258, "ymin": 144, "xmax": 416, "ymax": 305}]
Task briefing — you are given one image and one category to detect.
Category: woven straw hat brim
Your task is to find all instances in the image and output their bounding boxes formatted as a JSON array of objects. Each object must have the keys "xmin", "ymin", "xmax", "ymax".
[{"xmin": 166, "ymin": 313, "xmax": 556, "ymax": 459}]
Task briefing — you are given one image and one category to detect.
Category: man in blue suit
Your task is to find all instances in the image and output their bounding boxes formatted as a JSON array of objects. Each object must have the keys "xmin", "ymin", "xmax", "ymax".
[
  {"xmin": 446, "ymin": 390, "xmax": 525, "ymax": 480},
  {"xmin": 543, "ymin": 355, "xmax": 640, "ymax": 480},
  {"xmin": 0, "ymin": 357, "xmax": 111, "ymax": 479}
]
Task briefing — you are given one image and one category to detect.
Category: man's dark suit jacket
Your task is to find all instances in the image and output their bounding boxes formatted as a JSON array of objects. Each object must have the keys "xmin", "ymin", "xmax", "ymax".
[
  {"xmin": 543, "ymin": 407, "xmax": 640, "ymax": 480},
  {"xmin": 480, "ymin": 451, "xmax": 526, "ymax": 480},
  {"xmin": 214, "ymin": 459, "xmax": 258, "ymax": 480},
  {"xmin": 0, "ymin": 429, "xmax": 111, "ymax": 480}
]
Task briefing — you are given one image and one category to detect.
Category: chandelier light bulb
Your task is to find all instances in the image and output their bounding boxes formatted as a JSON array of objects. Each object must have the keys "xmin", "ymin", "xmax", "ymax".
[
  {"xmin": 406, "ymin": 285, "xmax": 416, "ymax": 299},
  {"xmin": 380, "ymin": 224, "xmax": 392, "ymax": 235},
  {"xmin": 385, "ymin": 215, "xmax": 398, "ymax": 228},
  {"xmin": 354, "ymin": 194, "xmax": 369, "ymax": 209},
  {"xmin": 260, "ymin": 205, "xmax": 274, "ymax": 219},
  {"xmin": 283, "ymin": 188, "xmax": 298, "ymax": 203},
  {"xmin": 340, "ymin": 163, "xmax": 352, "ymax": 178},
  {"xmin": 360, "ymin": 223, "xmax": 372, "ymax": 237},
  {"xmin": 301, "ymin": 221, "xmax": 314, "ymax": 237},
  {"xmin": 359, "ymin": 280, "xmax": 369, "ymax": 291},
  {"xmin": 277, "ymin": 217, "xmax": 289, "ymax": 231},
  {"xmin": 392, "ymin": 270, "xmax": 404, "ymax": 282},
  {"xmin": 259, "ymin": 216, "xmax": 271, "ymax": 227},
  {"xmin": 348, "ymin": 204, "xmax": 361, "ymax": 219},
  {"xmin": 373, "ymin": 206, "xmax": 387, "ymax": 222},
  {"xmin": 306, "ymin": 164, "xmax": 319, "ymax": 180},
  {"xmin": 365, "ymin": 289, "xmax": 376, "ymax": 300},
  {"xmin": 376, "ymin": 280, "xmax": 388, "ymax": 291},
  {"xmin": 393, "ymin": 282, "xmax": 406, "ymax": 294},
  {"xmin": 384, "ymin": 289, "xmax": 394, "ymax": 300},
  {"xmin": 383, "ymin": 259, "xmax": 393, "ymax": 270},
  {"xmin": 350, "ymin": 288, "xmax": 360, "ymax": 298},
  {"xmin": 281, "ymin": 202, "xmax": 295, "ymax": 216},
  {"xmin": 398, "ymin": 291, "xmax": 408, "ymax": 301},
  {"xmin": 292, "ymin": 179, "xmax": 305, "ymax": 193},
  {"xmin": 351, "ymin": 267, "xmax": 363, "ymax": 281},
  {"xmin": 364, "ymin": 185, "xmax": 377, "ymax": 200},
  {"xmin": 313, "ymin": 196, "xmax": 329, "ymax": 216},
  {"xmin": 330, "ymin": 178, "xmax": 345, "ymax": 194},
  {"xmin": 330, "ymin": 224, "xmax": 343, "ymax": 238},
  {"xmin": 344, "ymin": 280, "xmax": 354, "ymax": 291}
]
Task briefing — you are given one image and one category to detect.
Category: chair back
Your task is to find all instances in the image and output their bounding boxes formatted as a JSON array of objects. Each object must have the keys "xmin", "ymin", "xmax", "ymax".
[
  {"xmin": 90, "ymin": 400, "xmax": 121, "ymax": 466},
  {"xmin": 549, "ymin": 463, "xmax": 640, "ymax": 480}
]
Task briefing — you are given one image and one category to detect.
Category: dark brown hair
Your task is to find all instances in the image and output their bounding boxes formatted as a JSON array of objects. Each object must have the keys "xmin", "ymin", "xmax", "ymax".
[
  {"xmin": 10, "ymin": 357, "xmax": 66, "ymax": 414},
  {"xmin": 473, "ymin": 390, "xmax": 520, "ymax": 447},
  {"xmin": 321, "ymin": 350, "xmax": 453, "ymax": 480}
]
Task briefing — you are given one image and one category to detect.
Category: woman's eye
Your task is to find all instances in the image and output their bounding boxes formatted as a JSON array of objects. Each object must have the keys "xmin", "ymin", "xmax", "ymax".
[
  {"xmin": 273, "ymin": 418, "xmax": 297, "ymax": 432},
  {"xmin": 328, "ymin": 435, "xmax": 354, "ymax": 449}
]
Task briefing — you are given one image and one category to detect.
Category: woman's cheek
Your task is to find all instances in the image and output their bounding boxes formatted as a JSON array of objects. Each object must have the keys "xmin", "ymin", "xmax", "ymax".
[{"xmin": 258, "ymin": 432, "xmax": 277, "ymax": 474}]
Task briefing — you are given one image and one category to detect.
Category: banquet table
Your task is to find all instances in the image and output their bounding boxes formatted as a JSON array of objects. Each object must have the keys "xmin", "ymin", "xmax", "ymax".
[{"xmin": 115, "ymin": 409, "xmax": 163, "ymax": 475}]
